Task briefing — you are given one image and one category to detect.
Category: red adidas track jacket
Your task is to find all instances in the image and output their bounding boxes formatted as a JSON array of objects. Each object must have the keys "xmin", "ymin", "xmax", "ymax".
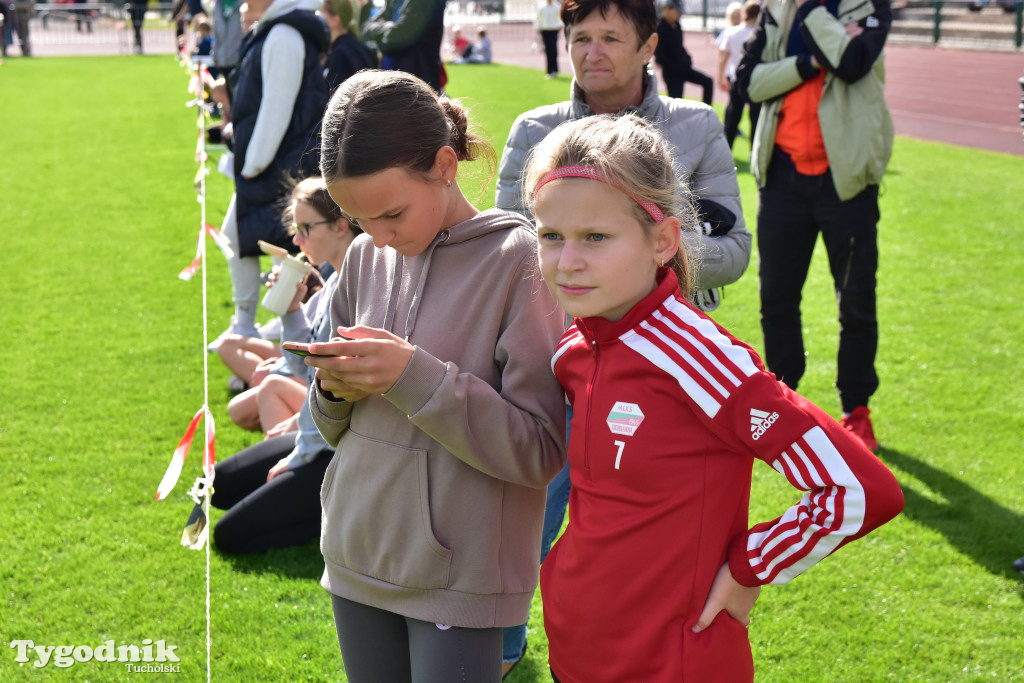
[{"xmin": 541, "ymin": 270, "xmax": 904, "ymax": 683}]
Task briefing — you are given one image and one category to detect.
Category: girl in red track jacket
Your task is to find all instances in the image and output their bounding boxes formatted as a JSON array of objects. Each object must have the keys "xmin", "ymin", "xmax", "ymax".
[{"xmin": 524, "ymin": 114, "xmax": 904, "ymax": 683}]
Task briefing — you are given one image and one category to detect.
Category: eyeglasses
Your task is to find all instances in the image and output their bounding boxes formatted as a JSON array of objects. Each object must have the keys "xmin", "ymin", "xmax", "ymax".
[{"xmin": 290, "ymin": 219, "xmax": 332, "ymax": 238}]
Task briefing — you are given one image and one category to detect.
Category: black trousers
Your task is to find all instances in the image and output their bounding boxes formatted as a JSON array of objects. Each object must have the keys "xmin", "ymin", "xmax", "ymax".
[
  {"xmin": 211, "ymin": 432, "xmax": 332, "ymax": 554},
  {"xmin": 13, "ymin": 6, "xmax": 31, "ymax": 55},
  {"xmin": 723, "ymin": 79, "xmax": 761, "ymax": 149},
  {"xmin": 541, "ymin": 29, "xmax": 559, "ymax": 75},
  {"xmin": 663, "ymin": 67, "xmax": 713, "ymax": 106},
  {"xmin": 757, "ymin": 162, "xmax": 880, "ymax": 412},
  {"xmin": 128, "ymin": 3, "xmax": 146, "ymax": 48}
]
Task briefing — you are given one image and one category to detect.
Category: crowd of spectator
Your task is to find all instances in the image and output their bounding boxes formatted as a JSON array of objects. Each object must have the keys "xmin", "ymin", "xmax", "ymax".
[{"xmin": 164, "ymin": 0, "xmax": 909, "ymax": 679}]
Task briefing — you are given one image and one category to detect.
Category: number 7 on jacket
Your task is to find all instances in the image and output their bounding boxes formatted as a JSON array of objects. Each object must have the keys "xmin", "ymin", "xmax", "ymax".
[{"xmin": 614, "ymin": 440, "xmax": 625, "ymax": 470}]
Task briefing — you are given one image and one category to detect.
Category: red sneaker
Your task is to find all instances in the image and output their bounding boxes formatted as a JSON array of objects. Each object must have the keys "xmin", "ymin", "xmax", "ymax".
[{"xmin": 841, "ymin": 406, "xmax": 879, "ymax": 453}]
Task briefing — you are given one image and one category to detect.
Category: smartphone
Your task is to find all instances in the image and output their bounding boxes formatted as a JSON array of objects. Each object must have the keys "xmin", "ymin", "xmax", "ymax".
[
  {"xmin": 282, "ymin": 338, "xmax": 353, "ymax": 357},
  {"xmin": 282, "ymin": 342, "xmax": 329, "ymax": 357}
]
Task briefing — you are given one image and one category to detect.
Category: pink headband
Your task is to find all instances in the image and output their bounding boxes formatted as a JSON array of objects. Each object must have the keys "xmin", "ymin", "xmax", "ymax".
[{"xmin": 533, "ymin": 165, "xmax": 666, "ymax": 224}]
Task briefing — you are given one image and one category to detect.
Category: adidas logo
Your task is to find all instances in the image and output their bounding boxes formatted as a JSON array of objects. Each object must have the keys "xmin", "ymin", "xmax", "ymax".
[{"xmin": 750, "ymin": 408, "xmax": 779, "ymax": 440}]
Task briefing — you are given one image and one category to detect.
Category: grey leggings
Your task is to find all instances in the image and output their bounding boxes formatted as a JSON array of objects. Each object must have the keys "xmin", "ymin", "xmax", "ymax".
[{"xmin": 331, "ymin": 594, "xmax": 502, "ymax": 683}]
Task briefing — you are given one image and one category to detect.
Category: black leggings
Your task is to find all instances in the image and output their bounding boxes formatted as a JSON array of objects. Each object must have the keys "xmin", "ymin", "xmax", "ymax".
[
  {"xmin": 331, "ymin": 594, "xmax": 502, "ymax": 683},
  {"xmin": 211, "ymin": 433, "xmax": 331, "ymax": 554}
]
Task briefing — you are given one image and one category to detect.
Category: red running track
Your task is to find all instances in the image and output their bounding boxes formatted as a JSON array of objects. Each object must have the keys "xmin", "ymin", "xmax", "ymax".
[
  {"xmin": 26, "ymin": 21, "xmax": 1022, "ymax": 155},
  {"xmin": 484, "ymin": 24, "xmax": 1024, "ymax": 156}
]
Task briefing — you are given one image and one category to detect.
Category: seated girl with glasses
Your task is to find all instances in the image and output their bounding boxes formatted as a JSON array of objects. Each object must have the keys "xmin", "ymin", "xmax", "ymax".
[
  {"xmin": 217, "ymin": 182, "xmax": 357, "ymax": 435},
  {"xmin": 209, "ymin": 177, "xmax": 363, "ymax": 554}
]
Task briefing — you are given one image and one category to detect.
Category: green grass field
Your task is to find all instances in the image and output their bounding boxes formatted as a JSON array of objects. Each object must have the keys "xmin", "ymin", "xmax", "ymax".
[{"xmin": 1, "ymin": 56, "xmax": 1022, "ymax": 681}]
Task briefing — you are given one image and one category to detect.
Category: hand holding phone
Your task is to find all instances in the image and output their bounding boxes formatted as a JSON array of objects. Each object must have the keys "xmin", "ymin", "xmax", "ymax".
[
  {"xmin": 304, "ymin": 327, "xmax": 414, "ymax": 398},
  {"xmin": 282, "ymin": 335, "xmax": 356, "ymax": 357}
]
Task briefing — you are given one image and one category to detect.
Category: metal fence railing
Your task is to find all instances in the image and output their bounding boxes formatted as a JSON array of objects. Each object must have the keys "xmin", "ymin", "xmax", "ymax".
[
  {"xmin": 877, "ymin": 0, "xmax": 1021, "ymax": 50},
  {"xmin": 4, "ymin": 2, "xmax": 180, "ymax": 56},
  {"xmin": 7, "ymin": 0, "xmax": 1020, "ymax": 57},
  {"xmin": 444, "ymin": 0, "xmax": 1023, "ymax": 51}
]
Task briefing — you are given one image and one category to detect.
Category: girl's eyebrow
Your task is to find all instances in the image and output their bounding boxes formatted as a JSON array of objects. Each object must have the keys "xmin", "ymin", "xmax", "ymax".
[{"xmin": 362, "ymin": 205, "xmax": 403, "ymax": 221}]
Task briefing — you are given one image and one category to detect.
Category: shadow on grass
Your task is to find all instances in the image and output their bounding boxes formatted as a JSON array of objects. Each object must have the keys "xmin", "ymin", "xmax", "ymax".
[
  {"xmin": 218, "ymin": 540, "xmax": 324, "ymax": 580},
  {"xmin": 881, "ymin": 447, "xmax": 1024, "ymax": 590}
]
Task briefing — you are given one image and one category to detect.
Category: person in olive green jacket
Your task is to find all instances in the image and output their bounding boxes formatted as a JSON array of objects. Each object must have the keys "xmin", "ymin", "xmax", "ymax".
[{"xmin": 736, "ymin": 0, "xmax": 893, "ymax": 453}]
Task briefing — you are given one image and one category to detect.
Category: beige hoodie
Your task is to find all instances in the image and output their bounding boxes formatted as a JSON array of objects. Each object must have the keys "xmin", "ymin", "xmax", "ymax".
[{"xmin": 311, "ymin": 208, "xmax": 567, "ymax": 628}]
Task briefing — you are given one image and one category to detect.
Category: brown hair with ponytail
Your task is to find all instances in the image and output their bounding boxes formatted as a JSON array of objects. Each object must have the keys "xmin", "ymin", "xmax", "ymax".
[{"xmin": 320, "ymin": 70, "xmax": 495, "ymax": 184}]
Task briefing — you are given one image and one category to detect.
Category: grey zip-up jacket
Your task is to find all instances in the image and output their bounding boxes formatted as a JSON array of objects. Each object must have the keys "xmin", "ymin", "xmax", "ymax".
[
  {"xmin": 311, "ymin": 209, "xmax": 567, "ymax": 628},
  {"xmin": 496, "ymin": 70, "xmax": 752, "ymax": 292}
]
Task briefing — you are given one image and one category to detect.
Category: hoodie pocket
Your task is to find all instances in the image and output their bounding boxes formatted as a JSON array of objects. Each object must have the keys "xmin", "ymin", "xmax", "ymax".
[{"xmin": 320, "ymin": 431, "xmax": 453, "ymax": 590}]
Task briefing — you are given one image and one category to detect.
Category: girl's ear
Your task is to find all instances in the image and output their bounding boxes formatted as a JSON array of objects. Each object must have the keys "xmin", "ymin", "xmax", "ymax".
[
  {"xmin": 653, "ymin": 216, "xmax": 681, "ymax": 266},
  {"xmin": 432, "ymin": 146, "xmax": 459, "ymax": 183}
]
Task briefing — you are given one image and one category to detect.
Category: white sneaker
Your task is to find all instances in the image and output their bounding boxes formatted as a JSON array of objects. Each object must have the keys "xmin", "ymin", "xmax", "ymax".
[
  {"xmin": 207, "ymin": 317, "xmax": 261, "ymax": 352},
  {"xmin": 259, "ymin": 316, "xmax": 282, "ymax": 342},
  {"xmin": 227, "ymin": 375, "xmax": 249, "ymax": 393}
]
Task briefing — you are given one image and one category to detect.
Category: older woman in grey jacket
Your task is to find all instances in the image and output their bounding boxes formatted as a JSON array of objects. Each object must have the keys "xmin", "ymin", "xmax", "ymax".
[{"xmin": 497, "ymin": 0, "xmax": 751, "ymax": 304}]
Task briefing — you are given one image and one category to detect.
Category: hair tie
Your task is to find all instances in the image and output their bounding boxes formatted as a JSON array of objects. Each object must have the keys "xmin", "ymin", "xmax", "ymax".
[{"xmin": 534, "ymin": 165, "xmax": 665, "ymax": 223}]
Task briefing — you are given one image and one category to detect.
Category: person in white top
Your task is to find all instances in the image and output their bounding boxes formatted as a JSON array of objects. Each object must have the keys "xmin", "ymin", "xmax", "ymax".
[
  {"xmin": 716, "ymin": 0, "xmax": 760, "ymax": 149},
  {"xmin": 535, "ymin": 0, "xmax": 562, "ymax": 77},
  {"xmin": 209, "ymin": 0, "xmax": 329, "ymax": 351}
]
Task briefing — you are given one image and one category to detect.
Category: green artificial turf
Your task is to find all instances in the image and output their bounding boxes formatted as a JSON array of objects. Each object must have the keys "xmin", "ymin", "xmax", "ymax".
[{"xmin": 1, "ymin": 56, "xmax": 1022, "ymax": 682}]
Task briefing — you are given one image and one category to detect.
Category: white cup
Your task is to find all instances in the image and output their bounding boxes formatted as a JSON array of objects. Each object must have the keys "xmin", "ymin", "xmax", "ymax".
[{"xmin": 261, "ymin": 256, "xmax": 313, "ymax": 316}]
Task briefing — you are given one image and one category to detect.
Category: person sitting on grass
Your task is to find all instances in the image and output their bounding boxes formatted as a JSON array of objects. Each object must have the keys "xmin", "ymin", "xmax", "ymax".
[
  {"xmin": 192, "ymin": 15, "xmax": 220, "ymax": 78},
  {"xmin": 211, "ymin": 176, "xmax": 361, "ymax": 554},
  {"xmin": 217, "ymin": 331, "xmax": 285, "ymax": 395},
  {"xmin": 450, "ymin": 24, "xmax": 470, "ymax": 59},
  {"xmin": 221, "ymin": 178, "xmax": 357, "ymax": 437},
  {"xmin": 453, "ymin": 26, "xmax": 492, "ymax": 64},
  {"xmin": 224, "ymin": 354, "xmax": 307, "ymax": 435}
]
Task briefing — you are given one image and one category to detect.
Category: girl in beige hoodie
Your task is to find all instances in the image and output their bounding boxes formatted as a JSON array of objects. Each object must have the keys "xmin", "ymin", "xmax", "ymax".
[{"xmin": 304, "ymin": 70, "xmax": 567, "ymax": 682}]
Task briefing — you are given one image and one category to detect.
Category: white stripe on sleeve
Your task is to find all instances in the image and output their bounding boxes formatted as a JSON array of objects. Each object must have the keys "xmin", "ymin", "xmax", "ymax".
[{"xmin": 748, "ymin": 426, "xmax": 867, "ymax": 584}]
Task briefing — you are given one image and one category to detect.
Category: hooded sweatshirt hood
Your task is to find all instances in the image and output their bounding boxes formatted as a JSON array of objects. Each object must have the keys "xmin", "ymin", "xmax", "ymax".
[
  {"xmin": 378, "ymin": 208, "xmax": 536, "ymax": 341},
  {"xmin": 259, "ymin": 0, "xmax": 323, "ymax": 24}
]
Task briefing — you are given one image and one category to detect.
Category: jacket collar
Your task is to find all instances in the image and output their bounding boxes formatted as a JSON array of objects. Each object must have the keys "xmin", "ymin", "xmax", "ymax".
[
  {"xmin": 575, "ymin": 267, "xmax": 680, "ymax": 345},
  {"xmin": 568, "ymin": 66, "xmax": 662, "ymax": 120}
]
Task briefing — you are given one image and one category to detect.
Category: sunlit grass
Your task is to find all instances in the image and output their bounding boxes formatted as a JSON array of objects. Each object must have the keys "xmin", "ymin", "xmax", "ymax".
[{"xmin": 0, "ymin": 56, "xmax": 1021, "ymax": 681}]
